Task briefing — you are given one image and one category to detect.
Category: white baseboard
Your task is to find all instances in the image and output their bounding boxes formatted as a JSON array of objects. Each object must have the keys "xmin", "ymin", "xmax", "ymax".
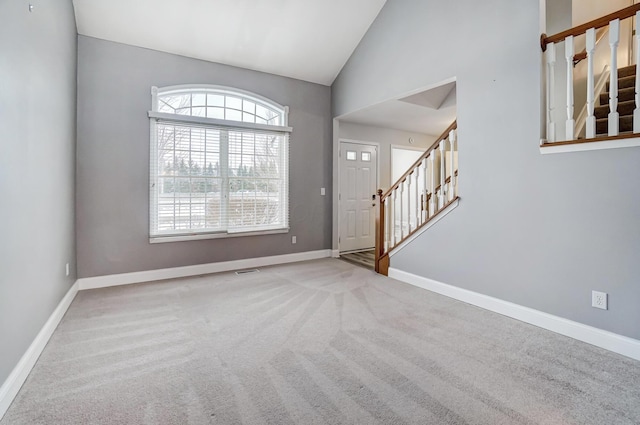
[
  {"xmin": 331, "ymin": 249, "xmax": 340, "ymax": 258},
  {"xmin": 388, "ymin": 268, "xmax": 640, "ymax": 362},
  {"xmin": 78, "ymin": 249, "xmax": 332, "ymax": 290},
  {"xmin": 0, "ymin": 282, "xmax": 79, "ymax": 420}
]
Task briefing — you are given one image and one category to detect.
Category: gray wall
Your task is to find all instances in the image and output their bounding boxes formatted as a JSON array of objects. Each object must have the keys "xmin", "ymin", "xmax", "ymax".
[
  {"xmin": 338, "ymin": 121, "xmax": 436, "ymax": 190},
  {"xmin": 76, "ymin": 36, "xmax": 332, "ymax": 278},
  {"xmin": 333, "ymin": 0, "xmax": 640, "ymax": 340},
  {"xmin": 0, "ymin": 0, "xmax": 77, "ymax": 383}
]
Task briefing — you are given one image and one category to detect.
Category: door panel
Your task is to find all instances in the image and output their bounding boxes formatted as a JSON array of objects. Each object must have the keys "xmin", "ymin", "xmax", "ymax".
[{"xmin": 339, "ymin": 142, "xmax": 377, "ymax": 252}]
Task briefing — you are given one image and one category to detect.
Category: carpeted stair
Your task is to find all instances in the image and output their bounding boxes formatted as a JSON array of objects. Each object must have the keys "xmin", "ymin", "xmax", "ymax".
[{"xmin": 596, "ymin": 64, "xmax": 636, "ymax": 135}]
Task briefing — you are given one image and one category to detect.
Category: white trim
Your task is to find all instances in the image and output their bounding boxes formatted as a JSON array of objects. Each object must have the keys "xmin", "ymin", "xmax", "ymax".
[
  {"xmin": 389, "ymin": 199, "xmax": 459, "ymax": 257},
  {"xmin": 540, "ymin": 137, "xmax": 640, "ymax": 154},
  {"xmin": 0, "ymin": 282, "xmax": 79, "ymax": 420},
  {"xmin": 149, "ymin": 228, "xmax": 289, "ymax": 243},
  {"xmin": 77, "ymin": 250, "xmax": 332, "ymax": 290},
  {"xmin": 148, "ymin": 111, "xmax": 293, "ymax": 133},
  {"xmin": 331, "ymin": 249, "xmax": 340, "ymax": 258},
  {"xmin": 388, "ymin": 269, "xmax": 640, "ymax": 361}
]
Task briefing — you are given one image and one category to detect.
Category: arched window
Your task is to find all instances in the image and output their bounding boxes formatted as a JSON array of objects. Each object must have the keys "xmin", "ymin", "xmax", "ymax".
[{"xmin": 148, "ymin": 85, "xmax": 292, "ymax": 241}]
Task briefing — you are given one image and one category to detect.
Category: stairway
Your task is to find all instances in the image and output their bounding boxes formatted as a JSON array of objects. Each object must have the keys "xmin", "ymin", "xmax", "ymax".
[{"xmin": 596, "ymin": 65, "xmax": 636, "ymax": 135}]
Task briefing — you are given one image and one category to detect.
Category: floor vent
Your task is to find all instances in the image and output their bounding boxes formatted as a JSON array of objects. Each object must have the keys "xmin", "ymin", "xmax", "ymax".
[{"xmin": 235, "ymin": 269, "xmax": 260, "ymax": 275}]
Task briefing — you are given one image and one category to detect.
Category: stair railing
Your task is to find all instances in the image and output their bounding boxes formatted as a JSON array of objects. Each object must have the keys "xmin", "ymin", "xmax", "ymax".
[
  {"xmin": 375, "ymin": 121, "xmax": 458, "ymax": 275},
  {"xmin": 541, "ymin": 4, "xmax": 640, "ymax": 143}
]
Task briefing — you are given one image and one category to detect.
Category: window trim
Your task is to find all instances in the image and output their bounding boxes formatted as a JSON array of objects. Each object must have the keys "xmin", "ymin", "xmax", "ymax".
[{"xmin": 149, "ymin": 85, "xmax": 291, "ymax": 243}]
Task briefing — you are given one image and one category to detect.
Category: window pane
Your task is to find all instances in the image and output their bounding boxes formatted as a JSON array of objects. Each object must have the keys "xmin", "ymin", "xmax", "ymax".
[
  {"xmin": 160, "ymin": 94, "xmax": 190, "ymax": 111},
  {"xmin": 243, "ymin": 100, "xmax": 255, "ymax": 114},
  {"xmin": 207, "ymin": 94, "xmax": 224, "ymax": 107},
  {"xmin": 362, "ymin": 152, "xmax": 371, "ymax": 162},
  {"xmin": 243, "ymin": 112, "xmax": 255, "ymax": 123},
  {"xmin": 192, "ymin": 107, "xmax": 206, "ymax": 117},
  {"xmin": 192, "ymin": 93, "xmax": 206, "ymax": 106},
  {"xmin": 346, "ymin": 151, "xmax": 356, "ymax": 161},
  {"xmin": 226, "ymin": 109, "xmax": 242, "ymax": 122},
  {"xmin": 207, "ymin": 107, "xmax": 224, "ymax": 120},
  {"xmin": 226, "ymin": 96, "xmax": 242, "ymax": 110}
]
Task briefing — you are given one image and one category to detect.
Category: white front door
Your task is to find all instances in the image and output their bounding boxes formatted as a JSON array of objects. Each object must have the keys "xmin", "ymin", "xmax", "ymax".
[{"xmin": 339, "ymin": 142, "xmax": 377, "ymax": 252}]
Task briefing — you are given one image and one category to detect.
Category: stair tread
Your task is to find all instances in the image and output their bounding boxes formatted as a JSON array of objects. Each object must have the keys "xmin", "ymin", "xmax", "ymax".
[
  {"xmin": 595, "ymin": 115, "xmax": 634, "ymax": 135},
  {"xmin": 606, "ymin": 74, "xmax": 637, "ymax": 90},
  {"xmin": 594, "ymin": 100, "xmax": 635, "ymax": 119},
  {"xmin": 618, "ymin": 65, "xmax": 636, "ymax": 78},
  {"xmin": 600, "ymin": 86, "xmax": 635, "ymax": 103}
]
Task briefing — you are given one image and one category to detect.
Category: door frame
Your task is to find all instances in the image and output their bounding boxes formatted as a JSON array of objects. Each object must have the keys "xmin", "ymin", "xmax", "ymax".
[
  {"xmin": 337, "ymin": 139, "xmax": 380, "ymax": 254},
  {"xmin": 390, "ymin": 144, "xmax": 428, "ymax": 185}
]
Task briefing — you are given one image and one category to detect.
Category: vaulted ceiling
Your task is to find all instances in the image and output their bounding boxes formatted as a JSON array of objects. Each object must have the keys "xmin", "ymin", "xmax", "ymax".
[{"xmin": 72, "ymin": 0, "xmax": 387, "ymax": 86}]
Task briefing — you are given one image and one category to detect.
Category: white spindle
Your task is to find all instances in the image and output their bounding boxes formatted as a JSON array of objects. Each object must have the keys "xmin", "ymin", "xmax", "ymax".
[
  {"xmin": 546, "ymin": 42, "xmax": 557, "ymax": 142},
  {"xmin": 609, "ymin": 19, "xmax": 620, "ymax": 136},
  {"xmin": 429, "ymin": 150, "xmax": 436, "ymax": 215},
  {"xmin": 422, "ymin": 159, "xmax": 428, "ymax": 221},
  {"xmin": 635, "ymin": 11, "xmax": 640, "ymax": 133},
  {"xmin": 392, "ymin": 189, "xmax": 397, "ymax": 246},
  {"xmin": 384, "ymin": 196, "xmax": 390, "ymax": 251},
  {"xmin": 438, "ymin": 140, "xmax": 445, "ymax": 208},
  {"xmin": 406, "ymin": 175, "xmax": 412, "ymax": 233},
  {"xmin": 586, "ymin": 28, "xmax": 596, "ymax": 138},
  {"xmin": 565, "ymin": 35, "xmax": 575, "ymax": 140},
  {"xmin": 448, "ymin": 129, "xmax": 456, "ymax": 201},
  {"xmin": 399, "ymin": 181, "xmax": 404, "ymax": 240},
  {"xmin": 414, "ymin": 166, "xmax": 420, "ymax": 226}
]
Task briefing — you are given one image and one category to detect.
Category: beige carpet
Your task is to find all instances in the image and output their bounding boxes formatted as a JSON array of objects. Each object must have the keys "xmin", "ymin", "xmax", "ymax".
[{"xmin": 2, "ymin": 259, "xmax": 639, "ymax": 424}]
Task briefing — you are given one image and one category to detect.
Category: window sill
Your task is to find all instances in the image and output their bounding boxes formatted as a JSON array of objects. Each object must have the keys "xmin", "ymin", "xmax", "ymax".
[
  {"xmin": 540, "ymin": 133, "xmax": 640, "ymax": 154},
  {"xmin": 149, "ymin": 228, "xmax": 289, "ymax": 244}
]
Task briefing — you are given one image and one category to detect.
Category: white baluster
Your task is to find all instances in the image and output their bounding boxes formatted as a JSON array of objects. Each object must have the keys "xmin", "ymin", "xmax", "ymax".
[
  {"xmin": 429, "ymin": 150, "xmax": 436, "ymax": 215},
  {"xmin": 586, "ymin": 28, "xmax": 596, "ymax": 138},
  {"xmin": 384, "ymin": 196, "xmax": 390, "ymax": 251},
  {"xmin": 422, "ymin": 159, "xmax": 428, "ymax": 221},
  {"xmin": 448, "ymin": 129, "xmax": 456, "ymax": 201},
  {"xmin": 438, "ymin": 140, "xmax": 445, "ymax": 208},
  {"xmin": 406, "ymin": 175, "xmax": 412, "ymax": 233},
  {"xmin": 565, "ymin": 35, "xmax": 575, "ymax": 140},
  {"xmin": 399, "ymin": 181, "xmax": 404, "ymax": 240},
  {"xmin": 414, "ymin": 166, "xmax": 420, "ymax": 226},
  {"xmin": 546, "ymin": 42, "xmax": 557, "ymax": 142},
  {"xmin": 635, "ymin": 11, "xmax": 640, "ymax": 133},
  {"xmin": 609, "ymin": 19, "xmax": 620, "ymax": 136},
  {"xmin": 392, "ymin": 188, "xmax": 397, "ymax": 246}
]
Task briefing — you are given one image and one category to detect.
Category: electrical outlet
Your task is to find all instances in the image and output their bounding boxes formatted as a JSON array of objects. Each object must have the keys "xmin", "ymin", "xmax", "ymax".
[
  {"xmin": 592, "ymin": 290, "xmax": 607, "ymax": 310},
  {"xmin": 65, "ymin": 263, "xmax": 70, "ymax": 277},
  {"xmin": 292, "ymin": 236, "xmax": 296, "ymax": 244}
]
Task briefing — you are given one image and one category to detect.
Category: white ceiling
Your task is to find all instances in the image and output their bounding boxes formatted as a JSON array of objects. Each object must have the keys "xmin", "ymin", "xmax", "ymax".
[
  {"xmin": 340, "ymin": 82, "xmax": 457, "ymax": 136},
  {"xmin": 72, "ymin": 0, "xmax": 387, "ymax": 86}
]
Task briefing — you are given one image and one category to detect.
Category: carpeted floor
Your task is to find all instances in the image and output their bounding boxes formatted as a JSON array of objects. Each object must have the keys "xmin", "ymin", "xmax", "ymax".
[{"xmin": 2, "ymin": 259, "xmax": 639, "ymax": 424}]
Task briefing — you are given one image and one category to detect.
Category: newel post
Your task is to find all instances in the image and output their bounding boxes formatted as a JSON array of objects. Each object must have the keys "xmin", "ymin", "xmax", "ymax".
[{"xmin": 375, "ymin": 189, "xmax": 384, "ymax": 273}]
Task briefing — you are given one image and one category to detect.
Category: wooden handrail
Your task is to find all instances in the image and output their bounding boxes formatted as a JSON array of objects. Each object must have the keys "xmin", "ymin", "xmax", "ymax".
[
  {"xmin": 541, "ymin": 4, "xmax": 640, "ymax": 51},
  {"xmin": 381, "ymin": 120, "xmax": 457, "ymax": 199}
]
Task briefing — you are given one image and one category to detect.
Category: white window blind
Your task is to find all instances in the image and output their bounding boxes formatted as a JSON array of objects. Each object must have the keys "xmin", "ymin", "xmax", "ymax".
[{"xmin": 149, "ymin": 86, "xmax": 290, "ymax": 241}]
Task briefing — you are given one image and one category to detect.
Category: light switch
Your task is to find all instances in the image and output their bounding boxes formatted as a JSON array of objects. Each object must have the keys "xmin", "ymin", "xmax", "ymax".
[{"xmin": 321, "ymin": 187, "xmax": 326, "ymax": 196}]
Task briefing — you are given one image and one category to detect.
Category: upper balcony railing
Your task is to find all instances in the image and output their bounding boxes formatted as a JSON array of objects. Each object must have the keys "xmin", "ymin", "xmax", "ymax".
[{"xmin": 541, "ymin": 4, "xmax": 640, "ymax": 146}]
